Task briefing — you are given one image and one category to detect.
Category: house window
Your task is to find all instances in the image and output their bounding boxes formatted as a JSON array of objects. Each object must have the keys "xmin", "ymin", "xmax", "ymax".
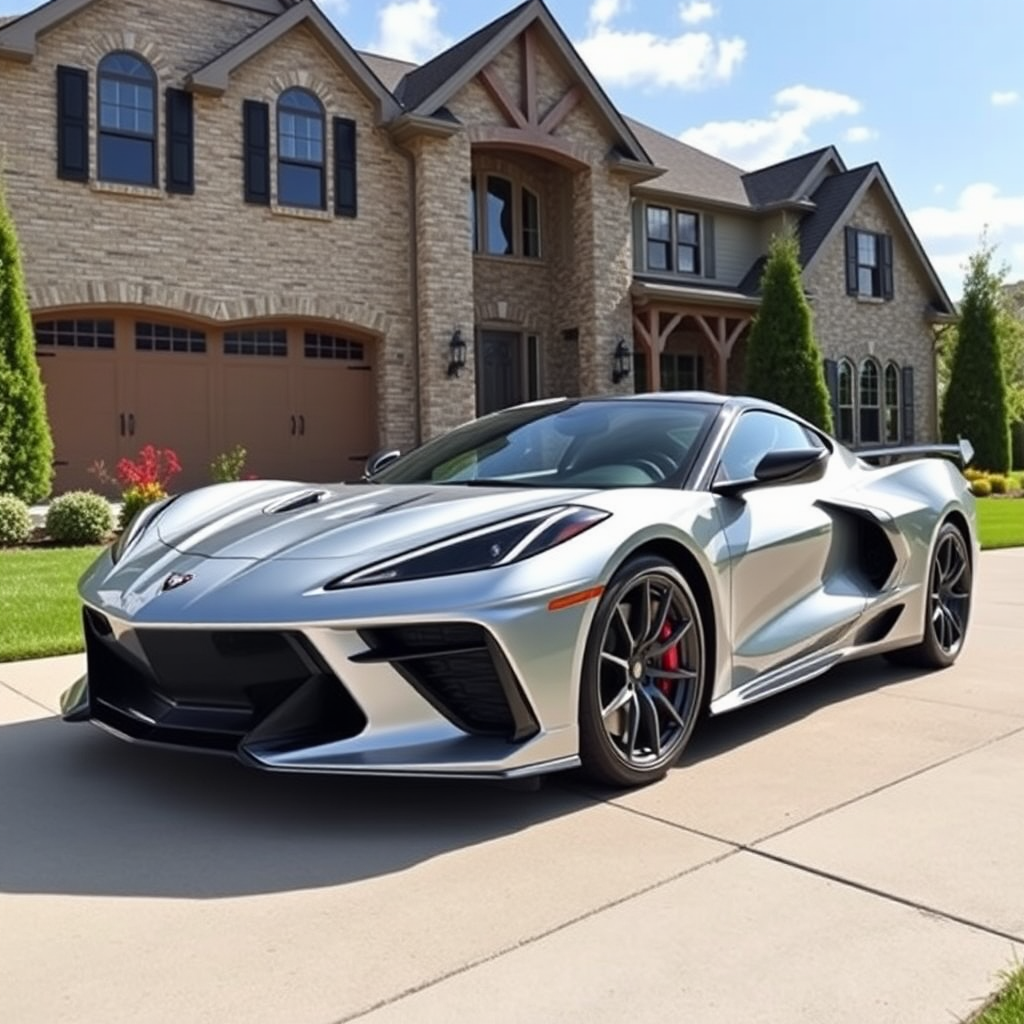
[
  {"xmin": 859, "ymin": 358, "xmax": 881, "ymax": 443},
  {"xmin": 470, "ymin": 173, "xmax": 542, "ymax": 259},
  {"xmin": 98, "ymin": 52, "xmax": 156, "ymax": 186},
  {"xmin": 35, "ymin": 319, "xmax": 115, "ymax": 349},
  {"xmin": 135, "ymin": 322, "xmax": 206, "ymax": 353},
  {"xmin": 224, "ymin": 329, "xmax": 287, "ymax": 357},
  {"xmin": 884, "ymin": 362, "xmax": 901, "ymax": 443},
  {"xmin": 845, "ymin": 227, "xmax": 893, "ymax": 299},
  {"xmin": 277, "ymin": 88, "xmax": 324, "ymax": 209},
  {"xmin": 661, "ymin": 353, "xmax": 703, "ymax": 391},
  {"xmin": 644, "ymin": 205, "xmax": 701, "ymax": 275},
  {"xmin": 837, "ymin": 359, "xmax": 854, "ymax": 443}
]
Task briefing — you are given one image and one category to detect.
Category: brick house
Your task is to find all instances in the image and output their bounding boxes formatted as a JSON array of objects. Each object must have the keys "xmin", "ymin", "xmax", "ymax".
[{"xmin": 0, "ymin": 0, "xmax": 955, "ymax": 492}]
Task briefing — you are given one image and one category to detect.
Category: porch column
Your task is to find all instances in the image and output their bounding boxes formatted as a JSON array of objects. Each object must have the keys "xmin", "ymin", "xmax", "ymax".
[
  {"xmin": 632, "ymin": 308, "xmax": 659, "ymax": 390},
  {"xmin": 695, "ymin": 314, "xmax": 749, "ymax": 393}
]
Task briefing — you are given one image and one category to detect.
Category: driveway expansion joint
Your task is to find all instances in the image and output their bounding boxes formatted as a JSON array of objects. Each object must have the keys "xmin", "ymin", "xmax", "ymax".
[{"xmin": 0, "ymin": 679, "xmax": 59, "ymax": 716}]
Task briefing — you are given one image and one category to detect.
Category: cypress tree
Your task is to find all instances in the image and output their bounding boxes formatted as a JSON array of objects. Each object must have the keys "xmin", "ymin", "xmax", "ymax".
[
  {"xmin": 0, "ymin": 174, "xmax": 53, "ymax": 502},
  {"xmin": 744, "ymin": 231, "xmax": 833, "ymax": 432},
  {"xmin": 941, "ymin": 243, "xmax": 1011, "ymax": 472}
]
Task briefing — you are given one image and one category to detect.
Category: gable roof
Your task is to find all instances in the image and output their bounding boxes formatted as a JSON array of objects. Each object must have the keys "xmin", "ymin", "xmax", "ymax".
[
  {"xmin": 0, "ymin": 0, "xmax": 287, "ymax": 60},
  {"xmin": 188, "ymin": 0, "xmax": 400, "ymax": 120},
  {"xmin": 359, "ymin": 50, "xmax": 416, "ymax": 93},
  {"xmin": 626, "ymin": 117, "xmax": 751, "ymax": 208},
  {"xmin": 800, "ymin": 162, "xmax": 956, "ymax": 314},
  {"xmin": 393, "ymin": 0, "xmax": 650, "ymax": 165},
  {"xmin": 742, "ymin": 146, "xmax": 844, "ymax": 206}
]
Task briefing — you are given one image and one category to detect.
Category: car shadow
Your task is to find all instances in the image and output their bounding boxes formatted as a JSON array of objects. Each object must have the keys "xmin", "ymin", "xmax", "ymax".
[{"xmin": 0, "ymin": 656, "xmax": 925, "ymax": 900}]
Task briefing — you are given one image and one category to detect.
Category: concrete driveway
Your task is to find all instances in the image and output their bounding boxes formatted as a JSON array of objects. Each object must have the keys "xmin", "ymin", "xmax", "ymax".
[{"xmin": 1, "ymin": 549, "xmax": 1022, "ymax": 1024}]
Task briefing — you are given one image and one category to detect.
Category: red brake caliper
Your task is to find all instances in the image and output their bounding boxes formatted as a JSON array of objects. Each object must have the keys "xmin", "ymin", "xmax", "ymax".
[{"xmin": 657, "ymin": 622, "xmax": 678, "ymax": 695}]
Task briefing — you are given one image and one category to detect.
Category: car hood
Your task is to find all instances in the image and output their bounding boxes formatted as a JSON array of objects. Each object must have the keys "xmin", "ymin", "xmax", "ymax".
[{"xmin": 155, "ymin": 479, "xmax": 602, "ymax": 562}]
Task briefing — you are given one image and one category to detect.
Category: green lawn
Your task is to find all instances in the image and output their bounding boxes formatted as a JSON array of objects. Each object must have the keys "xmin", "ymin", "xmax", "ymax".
[
  {"xmin": 970, "ymin": 964, "xmax": 1024, "ymax": 1023},
  {"xmin": 0, "ymin": 546, "xmax": 103, "ymax": 662},
  {"xmin": 976, "ymin": 497, "xmax": 1024, "ymax": 550}
]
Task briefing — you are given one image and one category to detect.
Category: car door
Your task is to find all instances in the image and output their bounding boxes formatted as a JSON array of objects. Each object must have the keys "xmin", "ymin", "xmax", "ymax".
[{"xmin": 712, "ymin": 410, "xmax": 868, "ymax": 689}]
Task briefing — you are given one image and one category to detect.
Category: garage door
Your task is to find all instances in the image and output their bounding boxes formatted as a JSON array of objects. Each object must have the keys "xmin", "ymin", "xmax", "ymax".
[{"xmin": 36, "ymin": 314, "xmax": 377, "ymax": 495}]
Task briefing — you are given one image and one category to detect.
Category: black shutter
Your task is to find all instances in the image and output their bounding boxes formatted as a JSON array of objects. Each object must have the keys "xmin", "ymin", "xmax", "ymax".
[
  {"xmin": 823, "ymin": 358, "xmax": 839, "ymax": 431},
  {"xmin": 243, "ymin": 99, "xmax": 270, "ymax": 205},
  {"xmin": 844, "ymin": 226, "xmax": 858, "ymax": 295},
  {"xmin": 702, "ymin": 213, "xmax": 716, "ymax": 279},
  {"xmin": 880, "ymin": 233, "xmax": 894, "ymax": 300},
  {"xmin": 901, "ymin": 365, "xmax": 915, "ymax": 443},
  {"xmin": 56, "ymin": 66, "xmax": 89, "ymax": 182},
  {"xmin": 631, "ymin": 201, "xmax": 644, "ymax": 272},
  {"xmin": 333, "ymin": 116, "xmax": 357, "ymax": 217},
  {"xmin": 165, "ymin": 88, "xmax": 194, "ymax": 195}
]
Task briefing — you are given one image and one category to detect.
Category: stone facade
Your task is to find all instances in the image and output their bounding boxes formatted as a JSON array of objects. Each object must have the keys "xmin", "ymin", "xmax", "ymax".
[
  {"xmin": 0, "ymin": 0, "xmax": 952, "ymax": 482},
  {"xmin": 805, "ymin": 182, "xmax": 940, "ymax": 442}
]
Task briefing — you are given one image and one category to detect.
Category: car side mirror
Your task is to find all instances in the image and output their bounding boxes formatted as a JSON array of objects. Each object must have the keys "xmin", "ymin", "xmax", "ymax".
[
  {"xmin": 363, "ymin": 447, "xmax": 402, "ymax": 480},
  {"xmin": 712, "ymin": 447, "xmax": 827, "ymax": 497}
]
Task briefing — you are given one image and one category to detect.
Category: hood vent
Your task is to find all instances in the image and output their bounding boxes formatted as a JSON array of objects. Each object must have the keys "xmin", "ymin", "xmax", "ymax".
[{"xmin": 264, "ymin": 490, "xmax": 330, "ymax": 515}]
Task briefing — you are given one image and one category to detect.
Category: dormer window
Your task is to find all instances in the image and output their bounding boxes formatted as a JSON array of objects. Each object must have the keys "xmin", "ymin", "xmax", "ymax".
[{"xmin": 98, "ymin": 52, "xmax": 156, "ymax": 186}]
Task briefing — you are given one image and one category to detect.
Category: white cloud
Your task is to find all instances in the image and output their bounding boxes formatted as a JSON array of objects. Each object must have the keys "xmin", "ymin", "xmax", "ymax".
[
  {"xmin": 909, "ymin": 183, "xmax": 1024, "ymax": 240},
  {"xmin": 575, "ymin": 12, "xmax": 745, "ymax": 91},
  {"xmin": 318, "ymin": 0, "xmax": 348, "ymax": 19},
  {"xmin": 679, "ymin": 1, "xmax": 715, "ymax": 24},
  {"xmin": 678, "ymin": 85, "xmax": 860, "ymax": 168},
  {"xmin": 368, "ymin": 0, "xmax": 451, "ymax": 63},
  {"xmin": 843, "ymin": 125, "xmax": 877, "ymax": 144},
  {"xmin": 990, "ymin": 90, "xmax": 1020, "ymax": 107}
]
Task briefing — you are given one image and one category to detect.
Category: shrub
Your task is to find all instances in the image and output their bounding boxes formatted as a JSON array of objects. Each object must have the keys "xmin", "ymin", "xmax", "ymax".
[
  {"xmin": 210, "ymin": 444, "xmax": 247, "ymax": 483},
  {"xmin": 114, "ymin": 445, "xmax": 182, "ymax": 529},
  {"xmin": 971, "ymin": 477, "xmax": 993, "ymax": 497},
  {"xmin": 963, "ymin": 466, "xmax": 986, "ymax": 482},
  {"xmin": 119, "ymin": 481, "xmax": 166, "ymax": 530},
  {"xmin": 45, "ymin": 490, "xmax": 114, "ymax": 545},
  {"xmin": 988, "ymin": 474, "xmax": 1009, "ymax": 495},
  {"xmin": 0, "ymin": 493, "xmax": 32, "ymax": 546}
]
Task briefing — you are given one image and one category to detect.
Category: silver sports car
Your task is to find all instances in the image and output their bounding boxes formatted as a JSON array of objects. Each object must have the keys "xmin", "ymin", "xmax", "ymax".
[{"xmin": 61, "ymin": 393, "xmax": 977, "ymax": 788}]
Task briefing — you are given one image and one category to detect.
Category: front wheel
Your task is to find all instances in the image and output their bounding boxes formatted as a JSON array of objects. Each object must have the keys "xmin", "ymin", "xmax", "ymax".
[
  {"xmin": 886, "ymin": 522, "xmax": 972, "ymax": 669},
  {"xmin": 578, "ymin": 556, "xmax": 706, "ymax": 788}
]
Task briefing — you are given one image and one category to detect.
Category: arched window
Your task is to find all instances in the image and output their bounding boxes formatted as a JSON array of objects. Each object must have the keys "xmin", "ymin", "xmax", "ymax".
[
  {"xmin": 277, "ymin": 88, "xmax": 325, "ymax": 209},
  {"xmin": 859, "ymin": 358, "xmax": 881, "ymax": 443},
  {"xmin": 884, "ymin": 362, "xmax": 901, "ymax": 442},
  {"xmin": 836, "ymin": 359, "xmax": 854, "ymax": 443},
  {"xmin": 98, "ymin": 52, "xmax": 156, "ymax": 185}
]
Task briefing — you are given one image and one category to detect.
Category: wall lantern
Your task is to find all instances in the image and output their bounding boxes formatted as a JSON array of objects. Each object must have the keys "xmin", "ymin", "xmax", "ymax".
[
  {"xmin": 448, "ymin": 328, "xmax": 467, "ymax": 378},
  {"xmin": 612, "ymin": 337, "xmax": 632, "ymax": 384}
]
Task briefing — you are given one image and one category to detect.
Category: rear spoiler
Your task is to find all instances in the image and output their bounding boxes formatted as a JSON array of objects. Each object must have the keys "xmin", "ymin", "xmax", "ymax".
[{"xmin": 854, "ymin": 438, "xmax": 974, "ymax": 467}]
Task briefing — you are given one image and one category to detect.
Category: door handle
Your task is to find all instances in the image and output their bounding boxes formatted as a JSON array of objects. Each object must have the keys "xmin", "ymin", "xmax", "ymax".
[
  {"xmin": 128, "ymin": 413, "xmax": 135, "ymax": 436},
  {"xmin": 290, "ymin": 414, "xmax": 296, "ymax": 436},
  {"xmin": 299, "ymin": 414, "xmax": 305, "ymax": 437},
  {"xmin": 119, "ymin": 413, "xmax": 126, "ymax": 437}
]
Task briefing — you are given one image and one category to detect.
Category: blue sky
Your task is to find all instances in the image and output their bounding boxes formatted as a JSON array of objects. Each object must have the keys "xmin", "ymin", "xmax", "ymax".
[{"xmin": 3, "ymin": 0, "xmax": 1022, "ymax": 298}]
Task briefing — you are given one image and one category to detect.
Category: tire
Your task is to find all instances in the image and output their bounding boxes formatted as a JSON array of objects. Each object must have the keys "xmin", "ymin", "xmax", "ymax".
[
  {"xmin": 578, "ymin": 555, "xmax": 706, "ymax": 787},
  {"xmin": 885, "ymin": 522, "xmax": 972, "ymax": 670}
]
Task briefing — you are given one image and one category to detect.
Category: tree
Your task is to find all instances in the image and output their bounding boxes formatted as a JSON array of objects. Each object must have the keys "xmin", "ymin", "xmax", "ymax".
[
  {"xmin": 0, "ymin": 174, "xmax": 53, "ymax": 502},
  {"xmin": 744, "ymin": 231, "xmax": 833, "ymax": 432},
  {"xmin": 940, "ymin": 240, "xmax": 1011, "ymax": 472}
]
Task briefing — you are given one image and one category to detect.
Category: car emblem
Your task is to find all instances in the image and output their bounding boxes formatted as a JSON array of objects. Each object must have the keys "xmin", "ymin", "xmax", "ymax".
[{"xmin": 162, "ymin": 572, "xmax": 194, "ymax": 592}]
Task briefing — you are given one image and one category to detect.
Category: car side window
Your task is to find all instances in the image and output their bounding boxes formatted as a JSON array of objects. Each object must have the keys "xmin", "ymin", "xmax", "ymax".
[{"xmin": 716, "ymin": 411, "xmax": 823, "ymax": 482}]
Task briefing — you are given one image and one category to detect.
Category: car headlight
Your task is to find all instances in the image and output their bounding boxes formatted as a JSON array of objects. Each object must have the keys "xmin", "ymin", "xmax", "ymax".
[
  {"xmin": 325, "ymin": 505, "xmax": 609, "ymax": 588},
  {"xmin": 110, "ymin": 495, "xmax": 178, "ymax": 564}
]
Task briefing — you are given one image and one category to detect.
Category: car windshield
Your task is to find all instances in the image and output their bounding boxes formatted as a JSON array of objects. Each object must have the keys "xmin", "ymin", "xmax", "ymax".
[{"xmin": 370, "ymin": 399, "xmax": 718, "ymax": 488}]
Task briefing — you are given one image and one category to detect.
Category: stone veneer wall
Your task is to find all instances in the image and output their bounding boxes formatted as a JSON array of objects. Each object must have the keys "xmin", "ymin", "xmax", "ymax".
[
  {"xmin": 0, "ymin": 1, "xmax": 418, "ymax": 448},
  {"xmin": 803, "ymin": 183, "xmax": 939, "ymax": 442}
]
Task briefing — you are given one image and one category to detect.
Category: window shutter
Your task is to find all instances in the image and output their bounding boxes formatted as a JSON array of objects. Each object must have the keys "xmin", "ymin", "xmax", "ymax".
[
  {"xmin": 243, "ymin": 99, "xmax": 270, "ymax": 205},
  {"xmin": 844, "ymin": 226, "xmax": 858, "ymax": 295},
  {"xmin": 901, "ymin": 365, "xmax": 915, "ymax": 443},
  {"xmin": 56, "ymin": 66, "xmax": 89, "ymax": 182},
  {"xmin": 165, "ymin": 88, "xmax": 194, "ymax": 195},
  {"xmin": 880, "ymin": 233, "xmax": 894, "ymax": 300},
  {"xmin": 333, "ymin": 116, "xmax": 357, "ymax": 217},
  {"xmin": 631, "ymin": 201, "xmax": 644, "ymax": 272},
  {"xmin": 702, "ymin": 214, "xmax": 716, "ymax": 279},
  {"xmin": 823, "ymin": 358, "xmax": 839, "ymax": 431}
]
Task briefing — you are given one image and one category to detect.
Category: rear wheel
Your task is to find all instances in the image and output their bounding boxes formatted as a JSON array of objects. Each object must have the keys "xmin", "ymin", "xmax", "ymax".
[
  {"xmin": 886, "ymin": 522, "xmax": 972, "ymax": 669},
  {"xmin": 579, "ymin": 556, "xmax": 706, "ymax": 787}
]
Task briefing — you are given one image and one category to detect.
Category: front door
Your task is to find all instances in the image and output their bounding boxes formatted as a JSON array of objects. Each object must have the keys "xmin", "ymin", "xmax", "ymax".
[{"xmin": 477, "ymin": 330, "xmax": 524, "ymax": 415}]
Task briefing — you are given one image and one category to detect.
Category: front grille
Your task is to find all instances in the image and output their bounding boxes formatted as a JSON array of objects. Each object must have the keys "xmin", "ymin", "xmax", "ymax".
[
  {"xmin": 354, "ymin": 623, "xmax": 538, "ymax": 742},
  {"xmin": 83, "ymin": 611, "xmax": 366, "ymax": 752}
]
